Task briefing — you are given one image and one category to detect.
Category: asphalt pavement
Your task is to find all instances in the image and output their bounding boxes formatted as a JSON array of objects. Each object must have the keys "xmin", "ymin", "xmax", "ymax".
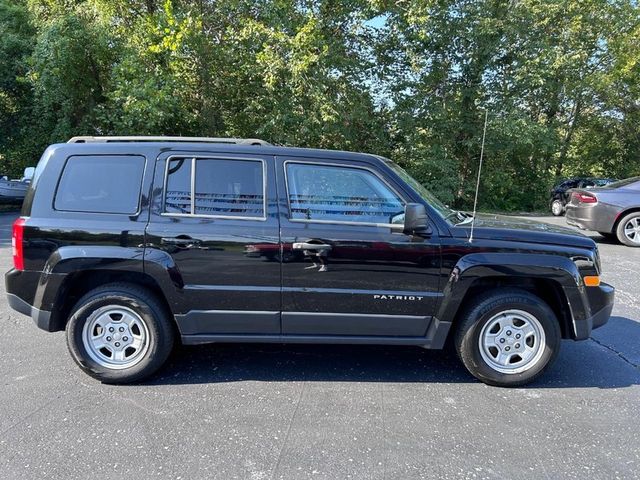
[{"xmin": 0, "ymin": 212, "xmax": 638, "ymax": 479}]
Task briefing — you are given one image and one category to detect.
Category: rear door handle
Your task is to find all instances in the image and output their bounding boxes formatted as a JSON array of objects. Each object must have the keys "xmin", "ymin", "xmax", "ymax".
[
  {"xmin": 292, "ymin": 242, "xmax": 332, "ymax": 251},
  {"xmin": 161, "ymin": 236, "xmax": 202, "ymax": 247}
]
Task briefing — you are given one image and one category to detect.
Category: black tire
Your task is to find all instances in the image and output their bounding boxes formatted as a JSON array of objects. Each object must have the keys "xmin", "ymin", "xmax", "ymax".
[
  {"xmin": 597, "ymin": 231, "xmax": 617, "ymax": 241},
  {"xmin": 551, "ymin": 199, "xmax": 564, "ymax": 216},
  {"xmin": 615, "ymin": 211, "xmax": 640, "ymax": 247},
  {"xmin": 66, "ymin": 283, "xmax": 174, "ymax": 384},
  {"xmin": 454, "ymin": 289, "xmax": 561, "ymax": 387}
]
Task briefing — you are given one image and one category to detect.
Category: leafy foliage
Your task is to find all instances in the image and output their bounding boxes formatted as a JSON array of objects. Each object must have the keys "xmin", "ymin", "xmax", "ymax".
[{"xmin": 0, "ymin": 0, "xmax": 638, "ymax": 211}]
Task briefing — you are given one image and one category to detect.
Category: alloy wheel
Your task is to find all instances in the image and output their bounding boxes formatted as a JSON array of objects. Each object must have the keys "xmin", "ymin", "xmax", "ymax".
[
  {"xmin": 623, "ymin": 216, "xmax": 640, "ymax": 244},
  {"xmin": 82, "ymin": 305, "xmax": 150, "ymax": 369},
  {"xmin": 478, "ymin": 309, "xmax": 546, "ymax": 374}
]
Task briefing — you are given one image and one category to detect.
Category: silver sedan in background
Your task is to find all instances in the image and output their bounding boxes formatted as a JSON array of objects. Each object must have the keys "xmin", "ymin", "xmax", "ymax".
[{"xmin": 566, "ymin": 176, "xmax": 640, "ymax": 247}]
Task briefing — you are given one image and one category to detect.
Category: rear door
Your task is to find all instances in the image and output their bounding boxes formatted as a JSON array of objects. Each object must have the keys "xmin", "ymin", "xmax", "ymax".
[
  {"xmin": 277, "ymin": 156, "xmax": 442, "ymax": 338},
  {"xmin": 145, "ymin": 151, "xmax": 281, "ymax": 336}
]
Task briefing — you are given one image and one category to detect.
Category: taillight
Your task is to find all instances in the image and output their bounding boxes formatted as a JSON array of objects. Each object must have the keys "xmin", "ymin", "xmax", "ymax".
[
  {"xmin": 573, "ymin": 192, "xmax": 597, "ymax": 204},
  {"xmin": 12, "ymin": 217, "xmax": 26, "ymax": 270}
]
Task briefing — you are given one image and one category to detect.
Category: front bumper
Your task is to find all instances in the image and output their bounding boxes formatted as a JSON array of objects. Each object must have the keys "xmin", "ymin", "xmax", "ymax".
[{"xmin": 572, "ymin": 282, "xmax": 615, "ymax": 340}]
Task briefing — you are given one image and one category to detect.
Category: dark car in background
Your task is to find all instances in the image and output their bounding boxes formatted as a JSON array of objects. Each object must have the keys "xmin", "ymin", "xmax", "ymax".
[
  {"xmin": 566, "ymin": 176, "xmax": 640, "ymax": 246},
  {"xmin": 550, "ymin": 177, "xmax": 617, "ymax": 216}
]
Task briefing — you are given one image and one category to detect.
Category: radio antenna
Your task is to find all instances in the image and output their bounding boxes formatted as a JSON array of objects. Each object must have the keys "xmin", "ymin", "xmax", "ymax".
[{"xmin": 469, "ymin": 109, "xmax": 489, "ymax": 243}]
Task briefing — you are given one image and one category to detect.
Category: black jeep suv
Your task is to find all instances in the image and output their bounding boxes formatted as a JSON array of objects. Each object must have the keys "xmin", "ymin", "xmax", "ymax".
[{"xmin": 6, "ymin": 136, "xmax": 614, "ymax": 387}]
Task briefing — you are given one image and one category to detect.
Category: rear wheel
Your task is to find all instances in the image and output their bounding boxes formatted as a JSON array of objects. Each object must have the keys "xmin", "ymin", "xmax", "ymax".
[
  {"xmin": 551, "ymin": 200, "xmax": 564, "ymax": 216},
  {"xmin": 66, "ymin": 283, "xmax": 174, "ymax": 384},
  {"xmin": 455, "ymin": 289, "xmax": 560, "ymax": 387},
  {"xmin": 615, "ymin": 212, "xmax": 640, "ymax": 247}
]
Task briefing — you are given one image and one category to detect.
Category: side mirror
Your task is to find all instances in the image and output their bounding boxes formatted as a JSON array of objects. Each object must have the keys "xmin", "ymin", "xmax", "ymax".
[{"xmin": 403, "ymin": 203, "xmax": 430, "ymax": 236}]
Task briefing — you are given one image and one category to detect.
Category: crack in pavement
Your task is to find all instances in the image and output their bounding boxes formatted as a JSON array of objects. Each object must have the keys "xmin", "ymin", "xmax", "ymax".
[
  {"xmin": 0, "ymin": 389, "xmax": 69, "ymax": 439},
  {"xmin": 590, "ymin": 336, "xmax": 640, "ymax": 370}
]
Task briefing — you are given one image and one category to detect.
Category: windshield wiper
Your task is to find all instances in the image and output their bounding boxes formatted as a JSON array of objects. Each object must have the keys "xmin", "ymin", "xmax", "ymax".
[
  {"xmin": 445, "ymin": 210, "xmax": 471, "ymax": 224},
  {"xmin": 458, "ymin": 215, "xmax": 474, "ymax": 225},
  {"xmin": 444, "ymin": 211, "xmax": 461, "ymax": 222}
]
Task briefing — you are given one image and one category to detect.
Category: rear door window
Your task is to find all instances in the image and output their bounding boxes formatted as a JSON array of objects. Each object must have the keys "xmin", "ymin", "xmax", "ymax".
[
  {"xmin": 165, "ymin": 158, "xmax": 192, "ymax": 214},
  {"xmin": 54, "ymin": 155, "xmax": 145, "ymax": 214},
  {"xmin": 195, "ymin": 159, "xmax": 264, "ymax": 218},
  {"xmin": 163, "ymin": 157, "xmax": 265, "ymax": 219}
]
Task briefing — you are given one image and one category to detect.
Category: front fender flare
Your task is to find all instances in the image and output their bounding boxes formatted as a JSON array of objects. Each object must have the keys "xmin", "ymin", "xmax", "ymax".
[{"xmin": 436, "ymin": 253, "xmax": 588, "ymax": 335}]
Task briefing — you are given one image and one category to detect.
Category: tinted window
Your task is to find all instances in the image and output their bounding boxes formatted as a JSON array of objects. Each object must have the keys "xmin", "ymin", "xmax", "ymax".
[
  {"xmin": 194, "ymin": 159, "xmax": 264, "ymax": 217},
  {"xmin": 286, "ymin": 163, "xmax": 404, "ymax": 224},
  {"xmin": 165, "ymin": 158, "xmax": 192, "ymax": 214},
  {"xmin": 55, "ymin": 155, "xmax": 145, "ymax": 214},
  {"xmin": 164, "ymin": 157, "xmax": 265, "ymax": 218}
]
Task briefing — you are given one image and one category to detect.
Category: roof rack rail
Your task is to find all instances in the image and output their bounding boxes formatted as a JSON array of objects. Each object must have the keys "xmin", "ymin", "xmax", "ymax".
[{"xmin": 67, "ymin": 136, "xmax": 271, "ymax": 146}]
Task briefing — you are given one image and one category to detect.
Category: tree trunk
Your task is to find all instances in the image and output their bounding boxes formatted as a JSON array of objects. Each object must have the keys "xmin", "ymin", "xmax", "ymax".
[{"xmin": 556, "ymin": 97, "xmax": 582, "ymax": 177}]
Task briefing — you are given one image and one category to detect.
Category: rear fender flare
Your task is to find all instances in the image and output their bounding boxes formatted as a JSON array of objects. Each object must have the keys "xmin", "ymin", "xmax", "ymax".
[
  {"xmin": 35, "ymin": 246, "xmax": 146, "ymax": 311},
  {"xmin": 36, "ymin": 246, "xmax": 185, "ymax": 314}
]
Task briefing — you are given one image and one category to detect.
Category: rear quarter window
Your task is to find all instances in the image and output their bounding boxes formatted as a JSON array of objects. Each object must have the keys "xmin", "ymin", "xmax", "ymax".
[{"xmin": 54, "ymin": 155, "xmax": 146, "ymax": 214}]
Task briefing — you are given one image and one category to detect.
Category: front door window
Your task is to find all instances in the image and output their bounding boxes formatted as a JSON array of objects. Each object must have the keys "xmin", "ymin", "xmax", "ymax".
[{"xmin": 286, "ymin": 162, "xmax": 404, "ymax": 226}]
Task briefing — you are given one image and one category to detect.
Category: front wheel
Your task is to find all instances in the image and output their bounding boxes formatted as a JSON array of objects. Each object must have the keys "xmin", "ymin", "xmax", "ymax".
[
  {"xmin": 455, "ymin": 289, "xmax": 560, "ymax": 387},
  {"xmin": 66, "ymin": 283, "xmax": 174, "ymax": 384}
]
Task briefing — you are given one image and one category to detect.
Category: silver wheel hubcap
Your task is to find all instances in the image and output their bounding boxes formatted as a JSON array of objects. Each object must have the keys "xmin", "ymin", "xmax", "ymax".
[
  {"xmin": 479, "ymin": 309, "xmax": 546, "ymax": 374},
  {"xmin": 552, "ymin": 201, "xmax": 562, "ymax": 215},
  {"xmin": 82, "ymin": 306, "xmax": 150, "ymax": 369},
  {"xmin": 623, "ymin": 217, "xmax": 640, "ymax": 244}
]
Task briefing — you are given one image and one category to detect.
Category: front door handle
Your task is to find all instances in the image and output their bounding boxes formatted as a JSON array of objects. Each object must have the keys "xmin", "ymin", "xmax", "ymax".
[
  {"xmin": 292, "ymin": 242, "xmax": 332, "ymax": 251},
  {"xmin": 161, "ymin": 236, "xmax": 202, "ymax": 247}
]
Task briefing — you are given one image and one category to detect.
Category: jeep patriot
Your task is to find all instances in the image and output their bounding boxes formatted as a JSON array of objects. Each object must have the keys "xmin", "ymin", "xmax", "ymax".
[{"xmin": 5, "ymin": 136, "xmax": 615, "ymax": 386}]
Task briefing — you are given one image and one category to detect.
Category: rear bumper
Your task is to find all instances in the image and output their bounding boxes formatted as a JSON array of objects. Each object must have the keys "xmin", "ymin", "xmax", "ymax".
[
  {"xmin": 5, "ymin": 268, "xmax": 61, "ymax": 332},
  {"xmin": 565, "ymin": 203, "xmax": 619, "ymax": 233},
  {"xmin": 7, "ymin": 293, "xmax": 52, "ymax": 331}
]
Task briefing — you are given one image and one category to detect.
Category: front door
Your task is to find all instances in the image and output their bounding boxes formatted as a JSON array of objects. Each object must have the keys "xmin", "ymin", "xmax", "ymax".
[
  {"xmin": 145, "ymin": 151, "xmax": 281, "ymax": 335},
  {"xmin": 277, "ymin": 157, "xmax": 442, "ymax": 338}
]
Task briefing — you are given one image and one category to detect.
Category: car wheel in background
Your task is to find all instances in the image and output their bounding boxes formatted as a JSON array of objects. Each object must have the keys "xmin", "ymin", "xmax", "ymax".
[
  {"xmin": 616, "ymin": 212, "xmax": 640, "ymax": 247},
  {"xmin": 551, "ymin": 200, "xmax": 564, "ymax": 216}
]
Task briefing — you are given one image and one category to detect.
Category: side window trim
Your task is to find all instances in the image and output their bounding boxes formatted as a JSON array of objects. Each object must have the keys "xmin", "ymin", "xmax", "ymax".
[
  {"xmin": 161, "ymin": 154, "xmax": 268, "ymax": 221},
  {"xmin": 283, "ymin": 159, "xmax": 407, "ymax": 227}
]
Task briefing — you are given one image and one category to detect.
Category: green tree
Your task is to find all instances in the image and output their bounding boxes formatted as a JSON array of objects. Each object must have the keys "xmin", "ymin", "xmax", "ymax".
[
  {"xmin": 0, "ymin": 0, "xmax": 36, "ymax": 173},
  {"xmin": 0, "ymin": 0, "xmax": 638, "ymax": 211},
  {"xmin": 30, "ymin": 8, "xmax": 113, "ymax": 143}
]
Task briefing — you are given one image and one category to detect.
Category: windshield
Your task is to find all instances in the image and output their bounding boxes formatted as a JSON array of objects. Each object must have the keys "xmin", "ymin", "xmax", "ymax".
[
  {"xmin": 386, "ymin": 161, "xmax": 466, "ymax": 225},
  {"xmin": 605, "ymin": 176, "xmax": 640, "ymax": 189}
]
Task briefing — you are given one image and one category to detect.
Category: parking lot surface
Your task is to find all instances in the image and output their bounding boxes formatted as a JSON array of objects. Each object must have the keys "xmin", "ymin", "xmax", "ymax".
[{"xmin": 0, "ymin": 212, "xmax": 638, "ymax": 479}]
